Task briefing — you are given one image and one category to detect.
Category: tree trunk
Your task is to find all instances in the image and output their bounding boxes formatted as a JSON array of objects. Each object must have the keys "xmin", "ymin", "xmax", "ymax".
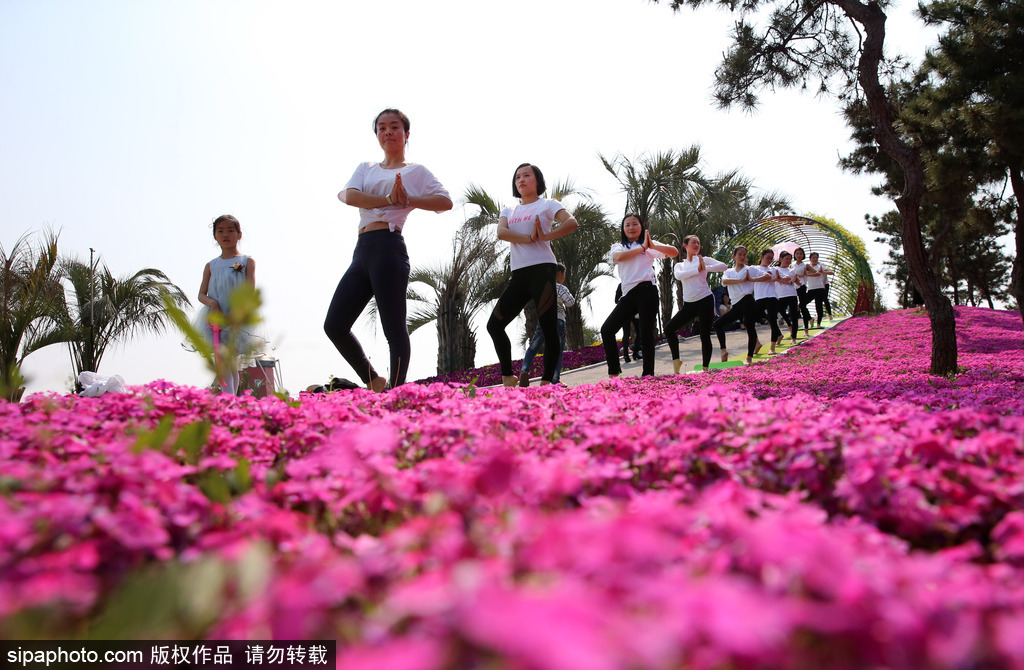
[
  {"xmin": 1008, "ymin": 166, "xmax": 1024, "ymax": 325},
  {"xmin": 436, "ymin": 295, "xmax": 458, "ymax": 375},
  {"xmin": 522, "ymin": 301, "xmax": 538, "ymax": 349},
  {"xmin": 658, "ymin": 259, "xmax": 673, "ymax": 335},
  {"xmin": 840, "ymin": 0, "xmax": 957, "ymax": 375},
  {"xmin": 565, "ymin": 302, "xmax": 584, "ymax": 350}
]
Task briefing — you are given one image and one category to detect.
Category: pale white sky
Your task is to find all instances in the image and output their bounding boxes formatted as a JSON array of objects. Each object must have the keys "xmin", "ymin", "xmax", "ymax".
[{"xmin": 3, "ymin": 0, "xmax": 938, "ymax": 395}]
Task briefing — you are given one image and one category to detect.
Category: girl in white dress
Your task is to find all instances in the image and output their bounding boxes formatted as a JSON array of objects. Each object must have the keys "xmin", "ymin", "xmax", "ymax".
[{"xmin": 196, "ymin": 214, "xmax": 255, "ymax": 395}]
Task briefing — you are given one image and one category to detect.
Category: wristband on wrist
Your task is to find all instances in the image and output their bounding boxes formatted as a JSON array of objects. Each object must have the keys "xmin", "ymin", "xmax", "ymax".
[{"xmin": 385, "ymin": 193, "xmax": 393, "ymax": 206}]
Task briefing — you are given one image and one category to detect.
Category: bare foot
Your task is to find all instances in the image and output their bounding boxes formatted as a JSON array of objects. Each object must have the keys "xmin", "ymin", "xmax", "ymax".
[
  {"xmin": 754, "ymin": 341, "xmax": 763, "ymax": 356},
  {"xmin": 721, "ymin": 350, "xmax": 729, "ymax": 362},
  {"xmin": 502, "ymin": 375, "xmax": 518, "ymax": 387},
  {"xmin": 368, "ymin": 376, "xmax": 387, "ymax": 393},
  {"xmin": 672, "ymin": 360, "xmax": 683, "ymax": 374}
]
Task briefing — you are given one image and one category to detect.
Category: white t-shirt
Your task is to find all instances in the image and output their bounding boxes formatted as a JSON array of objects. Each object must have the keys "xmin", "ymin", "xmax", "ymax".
[
  {"xmin": 775, "ymin": 267, "xmax": 798, "ymax": 298},
  {"xmin": 500, "ymin": 198, "xmax": 566, "ymax": 271},
  {"xmin": 612, "ymin": 241, "xmax": 666, "ymax": 296},
  {"xmin": 748, "ymin": 265, "xmax": 779, "ymax": 300},
  {"xmin": 791, "ymin": 261, "xmax": 807, "ymax": 289},
  {"xmin": 722, "ymin": 266, "xmax": 754, "ymax": 304},
  {"xmin": 339, "ymin": 162, "xmax": 451, "ymax": 232},
  {"xmin": 806, "ymin": 263, "xmax": 827, "ymax": 290},
  {"xmin": 673, "ymin": 255, "xmax": 728, "ymax": 303}
]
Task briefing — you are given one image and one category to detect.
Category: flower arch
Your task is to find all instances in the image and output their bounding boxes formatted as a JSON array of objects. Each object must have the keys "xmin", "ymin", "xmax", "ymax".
[{"xmin": 714, "ymin": 215, "xmax": 875, "ymax": 314}]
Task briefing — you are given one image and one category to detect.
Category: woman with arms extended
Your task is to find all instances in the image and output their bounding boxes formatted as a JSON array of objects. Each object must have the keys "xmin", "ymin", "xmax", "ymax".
[
  {"xmin": 326, "ymin": 108, "xmax": 452, "ymax": 391},
  {"xmin": 667, "ymin": 235, "xmax": 728, "ymax": 373},
  {"xmin": 600, "ymin": 214, "xmax": 678, "ymax": 378},
  {"xmin": 714, "ymin": 245, "xmax": 762, "ymax": 365},
  {"xmin": 486, "ymin": 163, "xmax": 578, "ymax": 386}
]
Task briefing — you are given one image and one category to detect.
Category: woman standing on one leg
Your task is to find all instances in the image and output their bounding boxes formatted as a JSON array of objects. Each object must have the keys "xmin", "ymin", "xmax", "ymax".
[
  {"xmin": 487, "ymin": 163, "xmax": 578, "ymax": 387},
  {"xmin": 775, "ymin": 251, "xmax": 801, "ymax": 345},
  {"xmin": 667, "ymin": 235, "xmax": 728, "ymax": 373},
  {"xmin": 601, "ymin": 214, "xmax": 678, "ymax": 377},
  {"xmin": 747, "ymin": 249, "xmax": 784, "ymax": 355},
  {"xmin": 804, "ymin": 252, "xmax": 832, "ymax": 328},
  {"xmin": 715, "ymin": 246, "xmax": 762, "ymax": 365},
  {"xmin": 793, "ymin": 247, "xmax": 813, "ymax": 337},
  {"xmin": 326, "ymin": 109, "xmax": 453, "ymax": 391}
]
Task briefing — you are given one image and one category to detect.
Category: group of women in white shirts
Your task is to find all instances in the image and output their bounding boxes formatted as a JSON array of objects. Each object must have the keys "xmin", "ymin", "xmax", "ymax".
[
  {"xmin": 329, "ymin": 107, "xmax": 831, "ymax": 390},
  {"xmin": 600, "ymin": 213, "xmax": 832, "ymax": 377}
]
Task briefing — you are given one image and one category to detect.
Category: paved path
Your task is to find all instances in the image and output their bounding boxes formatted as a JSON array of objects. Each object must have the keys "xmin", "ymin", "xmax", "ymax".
[{"xmin": 514, "ymin": 316, "xmax": 849, "ymax": 388}]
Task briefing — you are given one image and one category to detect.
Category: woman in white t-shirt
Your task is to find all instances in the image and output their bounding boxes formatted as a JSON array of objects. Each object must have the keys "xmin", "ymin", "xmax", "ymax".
[
  {"xmin": 747, "ymin": 249, "xmax": 784, "ymax": 354},
  {"xmin": 804, "ymin": 252, "xmax": 833, "ymax": 328},
  {"xmin": 793, "ymin": 247, "xmax": 812, "ymax": 337},
  {"xmin": 715, "ymin": 246, "xmax": 762, "ymax": 364},
  {"xmin": 775, "ymin": 250, "xmax": 801, "ymax": 344},
  {"xmin": 486, "ymin": 163, "xmax": 578, "ymax": 386},
  {"xmin": 600, "ymin": 213, "xmax": 678, "ymax": 377},
  {"xmin": 326, "ymin": 109, "xmax": 453, "ymax": 391},
  {"xmin": 667, "ymin": 235, "xmax": 728, "ymax": 373}
]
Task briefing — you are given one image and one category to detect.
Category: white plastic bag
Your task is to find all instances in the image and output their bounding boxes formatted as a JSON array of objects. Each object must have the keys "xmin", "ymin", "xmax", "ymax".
[{"xmin": 79, "ymin": 371, "xmax": 127, "ymax": 397}]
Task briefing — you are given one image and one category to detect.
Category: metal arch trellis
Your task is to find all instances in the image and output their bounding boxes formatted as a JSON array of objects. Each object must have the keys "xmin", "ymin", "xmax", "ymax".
[{"xmin": 713, "ymin": 215, "xmax": 876, "ymax": 315}]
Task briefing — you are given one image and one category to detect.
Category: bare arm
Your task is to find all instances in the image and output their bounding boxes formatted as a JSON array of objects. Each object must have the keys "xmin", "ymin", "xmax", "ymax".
[
  {"xmin": 649, "ymin": 240, "xmax": 679, "ymax": 258},
  {"xmin": 197, "ymin": 263, "xmax": 219, "ymax": 310},
  {"xmin": 407, "ymin": 194, "xmax": 453, "ymax": 212},
  {"xmin": 497, "ymin": 216, "xmax": 534, "ymax": 244},
  {"xmin": 539, "ymin": 209, "xmax": 578, "ymax": 242},
  {"xmin": 246, "ymin": 257, "xmax": 256, "ymax": 286},
  {"xmin": 343, "ymin": 188, "xmax": 390, "ymax": 210}
]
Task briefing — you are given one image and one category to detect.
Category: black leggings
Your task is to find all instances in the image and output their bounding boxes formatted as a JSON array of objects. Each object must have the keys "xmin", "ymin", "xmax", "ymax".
[
  {"xmin": 796, "ymin": 286, "xmax": 811, "ymax": 329},
  {"xmin": 802, "ymin": 287, "xmax": 827, "ymax": 326},
  {"xmin": 487, "ymin": 264, "xmax": 559, "ymax": 381},
  {"xmin": 324, "ymin": 229, "xmax": 410, "ymax": 387},
  {"xmin": 715, "ymin": 293, "xmax": 759, "ymax": 358},
  {"xmin": 666, "ymin": 294, "xmax": 714, "ymax": 369},
  {"xmin": 777, "ymin": 295, "xmax": 800, "ymax": 340},
  {"xmin": 755, "ymin": 296, "xmax": 783, "ymax": 342},
  {"xmin": 602, "ymin": 282, "xmax": 658, "ymax": 376}
]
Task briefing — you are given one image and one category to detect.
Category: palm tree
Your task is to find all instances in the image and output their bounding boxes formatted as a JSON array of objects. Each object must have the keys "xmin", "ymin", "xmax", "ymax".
[
  {"xmin": 548, "ymin": 181, "xmax": 617, "ymax": 350},
  {"xmin": 602, "ymin": 148, "xmax": 715, "ymax": 330},
  {"xmin": 57, "ymin": 259, "xmax": 191, "ymax": 389},
  {"xmin": 406, "ymin": 224, "xmax": 505, "ymax": 374},
  {"xmin": 0, "ymin": 230, "xmax": 67, "ymax": 401},
  {"xmin": 657, "ymin": 173, "xmax": 791, "ymax": 311}
]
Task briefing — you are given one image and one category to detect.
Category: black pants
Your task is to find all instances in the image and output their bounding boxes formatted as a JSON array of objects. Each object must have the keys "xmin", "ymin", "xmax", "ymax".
[
  {"xmin": 777, "ymin": 295, "xmax": 800, "ymax": 340},
  {"xmin": 803, "ymin": 287, "xmax": 827, "ymax": 326},
  {"xmin": 602, "ymin": 282, "xmax": 658, "ymax": 376},
  {"xmin": 796, "ymin": 285, "xmax": 812, "ymax": 329},
  {"xmin": 714, "ymin": 293, "xmax": 759, "ymax": 358},
  {"xmin": 755, "ymin": 296, "xmax": 783, "ymax": 342},
  {"xmin": 487, "ymin": 264, "xmax": 559, "ymax": 381},
  {"xmin": 666, "ymin": 294, "xmax": 715, "ymax": 369},
  {"xmin": 824, "ymin": 284, "xmax": 834, "ymax": 317},
  {"xmin": 324, "ymin": 230, "xmax": 410, "ymax": 387}
]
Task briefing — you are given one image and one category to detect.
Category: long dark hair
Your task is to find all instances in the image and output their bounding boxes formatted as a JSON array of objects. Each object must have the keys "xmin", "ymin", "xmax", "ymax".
[{"xmin": 620, "ymin": 212, "xmax": 647, "ymax": 246}]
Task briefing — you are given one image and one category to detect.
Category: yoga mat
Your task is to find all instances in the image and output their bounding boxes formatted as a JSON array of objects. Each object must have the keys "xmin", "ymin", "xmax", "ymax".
[{"xmin": 694, "ymin": 360, "xmax": 746, "ymax": 371}]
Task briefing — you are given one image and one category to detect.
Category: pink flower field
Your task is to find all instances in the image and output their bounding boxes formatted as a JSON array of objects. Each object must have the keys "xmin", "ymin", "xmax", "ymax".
[{"xmin": 3, "ymin": 307, "xmax": 1024, "ymax": 669}]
